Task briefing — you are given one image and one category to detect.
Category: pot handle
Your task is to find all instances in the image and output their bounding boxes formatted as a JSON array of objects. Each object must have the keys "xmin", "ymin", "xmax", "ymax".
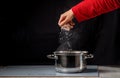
[
  {"xmin": 47, "ymin": 54, "xmax": 57, "ymax": 59},
  {"xmin": 85, "ymin": 54, "xmax": 94, "ymax": 59}
]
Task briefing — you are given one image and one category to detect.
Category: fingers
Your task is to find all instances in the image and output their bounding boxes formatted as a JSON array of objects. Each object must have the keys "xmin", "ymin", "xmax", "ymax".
[
  {"xmin": 59, "ymin": 19, "xmax": 75, "ymax": 31},
  {"xmin": 58, "ymin": 9, "xmax": 75, "ymax": 30},
  {"xmin": 58, "ymin": 14, "xmax": 65, "ymax": 26},
  {"xmin": 58, "ymin": 14, "xmax": 69, "ymax": 27},
  {"xmin": 59, "ymin": 17, "xmax": 69, "ymax": 27},
  {"xmin": 61, "ymin": 24, "xmax": 74, "ymax": 31},
  {"xmin": 58, "ymin": 15, "xmax": 75, "ymax": 27},
  {"xmin": 69, "ymin": 21, "xmax": 75, "ymax": 26}
]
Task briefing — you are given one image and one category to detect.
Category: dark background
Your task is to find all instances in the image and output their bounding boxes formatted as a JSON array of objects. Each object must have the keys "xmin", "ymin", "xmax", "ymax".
[
  {"xmin": 1, "ymin": 0, "xmax": 120, "ymax": 65},
  {"xmin": 1, "ymin": 0, "xmax": 79, "ymax": 65}
]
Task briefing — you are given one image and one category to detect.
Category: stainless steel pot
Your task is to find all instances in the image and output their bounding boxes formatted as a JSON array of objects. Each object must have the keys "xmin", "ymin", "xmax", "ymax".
[{"xmin": 47, "ymin": 51, "xmax": 93, "ymax": 73}]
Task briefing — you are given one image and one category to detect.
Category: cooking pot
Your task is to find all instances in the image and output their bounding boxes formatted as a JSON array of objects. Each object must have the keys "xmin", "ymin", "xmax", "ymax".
[{"xmin": 47, "ymin": 51, "xmax": 93, "ymax": 73}]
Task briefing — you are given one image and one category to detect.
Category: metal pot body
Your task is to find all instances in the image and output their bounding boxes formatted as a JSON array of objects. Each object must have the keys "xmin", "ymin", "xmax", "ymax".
[{"xmin": 47, "ymin": 51, "xmax": 93, "ymax": 73}]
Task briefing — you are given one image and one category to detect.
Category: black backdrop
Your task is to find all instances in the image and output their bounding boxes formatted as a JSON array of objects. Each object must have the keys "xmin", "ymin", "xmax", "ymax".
[{"xmin": 1, "ymin": 0, "xmax": 120, "ymax": 65}]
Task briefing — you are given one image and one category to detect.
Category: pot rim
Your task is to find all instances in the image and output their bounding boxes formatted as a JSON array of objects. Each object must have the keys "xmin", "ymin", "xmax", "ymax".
[{"xmin": 54, "ymin": 51, "xmax": 88, "ymax": 54}]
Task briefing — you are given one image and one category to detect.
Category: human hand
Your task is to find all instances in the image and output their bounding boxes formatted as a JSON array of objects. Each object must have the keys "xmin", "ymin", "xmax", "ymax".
[{"xmin": 58, "ymin": 9, "xmax": 75, "ymax": 28}]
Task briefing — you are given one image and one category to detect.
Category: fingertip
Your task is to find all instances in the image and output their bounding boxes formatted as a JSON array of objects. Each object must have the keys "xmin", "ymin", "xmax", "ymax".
[
  {"xmin": 58, "ymin": 21, "xmax": 63, "ymax": 27},
  {"xmin": 58, "ymin": 23, "xmax": 61, "ymax": 27}
]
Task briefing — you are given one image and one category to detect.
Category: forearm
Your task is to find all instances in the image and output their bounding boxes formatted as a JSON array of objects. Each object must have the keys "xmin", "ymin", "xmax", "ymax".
[{"xmin": 72, "ymin": 0, "xmax": 120, "ymax": 22}]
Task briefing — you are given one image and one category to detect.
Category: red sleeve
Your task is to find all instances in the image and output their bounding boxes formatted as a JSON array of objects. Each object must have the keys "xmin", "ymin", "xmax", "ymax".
[{"xmin": 71, "ymin": 0, "xmax": 120, "ymax": 22}]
